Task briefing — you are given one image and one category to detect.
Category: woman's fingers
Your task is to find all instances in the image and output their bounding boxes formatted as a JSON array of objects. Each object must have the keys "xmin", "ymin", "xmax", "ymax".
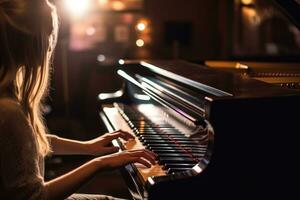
[
  {"xmin": 124, "ymin": 152, "xmax": 153, "ymax": 168},
  {"xmin": 106, "ymin": 130, "xmax": 134, "ymax": 141},
  {"xmin": 135, "ymin": 158, "xmax": 152, "ymax": 168},
  {"xmin": 99, "ymin": 148, "xmax": 158, "ymax": 169},
  {"xmin": 128, "ymin": 149, "xmax": 157, "ymax": 165},
  {"xmin": 131, "ymin": 149, "xmax": 157, "ymax": 159}
]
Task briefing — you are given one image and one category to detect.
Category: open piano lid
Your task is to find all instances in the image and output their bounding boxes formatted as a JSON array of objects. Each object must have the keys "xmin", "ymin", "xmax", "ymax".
[{"xmin": 273, "ymin": 0, "xmax": 300, "ymax": 29}]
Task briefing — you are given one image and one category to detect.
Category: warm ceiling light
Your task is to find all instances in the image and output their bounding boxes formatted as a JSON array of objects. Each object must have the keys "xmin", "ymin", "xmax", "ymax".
[
  {"xmin": 98, "ymin": 0, "xmax": 109, "ymax": 5},
  {"xmin": 241, "ymin": 0, "xmax": 253, "ymax": 5},
  {"xmin": 137, "ymin": 22, "xmax": 146, "ymax": 31},
  {"xmin": 86, "ymin": 27, "xmax": 96, "ymax": 36},
  {"xmin": 64, "ymin": 0, "xmax": 90, "ymax": 17},
  {"xmin": 136, "ymin": 39, "xmax": 145, "ymax": 47},
  {"xmin": 112, "ymin": 1, "xmax": 125, "ymax": 11}
]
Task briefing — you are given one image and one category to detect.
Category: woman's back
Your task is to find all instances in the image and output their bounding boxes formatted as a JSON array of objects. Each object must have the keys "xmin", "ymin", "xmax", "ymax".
[{"xmin": 0, "ymin": 97, "xmax": 46, "ymax": 199}]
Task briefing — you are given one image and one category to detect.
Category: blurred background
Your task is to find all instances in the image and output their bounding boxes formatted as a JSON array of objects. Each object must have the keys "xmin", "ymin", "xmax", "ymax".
[{"xmin": 45, "ymin": 0, "xmax": 300, "ymax": 198}]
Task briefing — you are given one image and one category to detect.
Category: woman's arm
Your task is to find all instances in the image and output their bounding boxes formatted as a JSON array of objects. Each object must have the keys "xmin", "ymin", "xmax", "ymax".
[
  {"xmin": 45, "ymin": 149, "xmax": 156, "ymax": 200},
  {"xmin": 48, "ymin": 130, "xmax": 134, "ymax": 156},
  {"xmin": 47, "ymin": 134, "xmax": 88, "ymax": 155}
]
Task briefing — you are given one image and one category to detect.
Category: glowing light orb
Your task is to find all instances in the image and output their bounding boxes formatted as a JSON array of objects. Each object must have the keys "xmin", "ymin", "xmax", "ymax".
[
  {"xmin": 98, "ymin": 0, "xmax": 108, "ymax": 5},
  {"xmin": 136, "ymin": 39, "xmax": 145, "ymax": 47},
  {"xmin": 97, "ymin": 54, "xmax": 106, "ymax": 62},
  {"xmin": 241, "ymin": 0, "xmax": 252, "ymax": 5},
  {"xmin": 137, "ymin": 23, "xmax": 146, "ymax": 31},
  {"xmin": 64, "ymin": 0, "xmax": 90, "ymax": 17},
  {"xmin": 112, "ymin": 1, "xmax": 125, "ymax": 11},
  {"xmin": 118, "ymin": 59, "xmax": 125, "ymax": 65},
  {"xmin": 86, "ymin": 27, "xmax": 96, "ymax": 36}
]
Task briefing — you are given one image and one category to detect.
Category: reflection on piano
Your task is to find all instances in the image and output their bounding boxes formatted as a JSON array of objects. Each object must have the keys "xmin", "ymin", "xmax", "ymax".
[
  {"xmin": 99, "ymin": 60, "xmax": 300, "ymax": 199},
  {"xmin": 205, "ymin": 61, "xmax": 300, "ymax": 90}
]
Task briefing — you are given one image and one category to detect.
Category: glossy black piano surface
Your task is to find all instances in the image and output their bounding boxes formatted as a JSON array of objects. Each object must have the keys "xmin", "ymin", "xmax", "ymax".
[
  {"xmin": 99, "ymin": 60, "xmax": 300, "ymax": 200},
  {"xmin": 205, "ymin": 61, "xmax": 300, "ymax": 90}
]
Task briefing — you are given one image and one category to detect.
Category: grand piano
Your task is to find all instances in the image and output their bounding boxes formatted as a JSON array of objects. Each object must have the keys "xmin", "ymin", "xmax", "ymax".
[{"xmin": 99, "ymin": 1, "xmax": 300, "ymax": 199}]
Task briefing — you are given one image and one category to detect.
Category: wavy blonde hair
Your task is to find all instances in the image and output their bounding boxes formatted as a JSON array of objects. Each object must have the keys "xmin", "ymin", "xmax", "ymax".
[{"xmin": 0, "ymin": 0, "xmax": 58, "ymax": 156}]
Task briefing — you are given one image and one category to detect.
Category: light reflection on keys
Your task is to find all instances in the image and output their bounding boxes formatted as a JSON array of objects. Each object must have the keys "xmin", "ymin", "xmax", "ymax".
[{"xmin": 103, "ymin": 104, "xmax": 207, "ymax": 182}]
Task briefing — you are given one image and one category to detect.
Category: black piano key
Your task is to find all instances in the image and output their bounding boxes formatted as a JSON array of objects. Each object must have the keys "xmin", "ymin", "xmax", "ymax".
[
  {"xmin": 167, "ymin": 168, "xmax": 192, "ymax": 174},
  {"xmin": 156, "ymin": 153, "xmax": 192, "ymax": 158},
  {"xmin": 136, "ymin": 132, "xmax": 158, "ymax": 136},
  {"xmin": 152, "ymin": 149, "xmax": 186, "ymax": 153},
  {"xmin": 139, "ymin": 135, "xmax": 162, "ymax": 139},
  {"xmin": 157, "ymin": 153, "xmax": 204, "ymax": 161},
  {"xmin": 166, "ymin": 136, "xmax": 193, "ymax": 140},
  {"xmin": 190, "ymin": 153, "xmax": 205, "ymax": 158},
  {"xmin": 140, "ymin": 135, "xmax": 188, "ymax": 139},
  {"xmin": 159, "ymin": 129, "xmax": 183, "ymax": 134},
  {"xmin": 134, "ymin": 129, "xmax": 158, "ymax": 134},
  {"xmin": 139, "ymin": 132, "xmax": 183, "ymax": 139},
  {"xmin": 157, "ymin": 131, "xmax": 187, "ymax": 135},
  {"xmin": 140, "ymin": 133, "xmax": 184, "ymax": 137},
  {"xmin": 159, "ymin": 157, "xmax": 197, "ymax": 164},
  {"xmin": 157, "ymin": 134, "xmax": 189, "ymax": 137},
  {"xmin": 155, "ymin": 151, "xmax": 204, "ymax": 158},
  {"xmin": 147, "ymin": 143, "xmax": 206, "ymax": 148},
  {"xmin": 131, "ymin": 123, "xmax": 151, "ymax": 126},
  {"xmin": 143, "ymin": 139, "xmax": 199, "ymax": 145},
  {"xmin": 141, "ymin": 137, "xmax": 199, "ymax": 144},
  {"xmin": 163, "ymin": 163, "xmax": 197, "ymax": 169},
  {"xmin": 160, "ymin": 153, "xmax": 204, "ymax": 158},
  {"xmin": 149, "ymin": 125, "xmax": 174, "ymax": 128},
  {"xmin": 135, "ymin": 127, "xmax": 156, "ymax": 130},
  {"xmin": 135, "ymin": 128, "xmax": 157, "ymax": 131},
  {"xmin": 131, "ymin": 119, "xmax": 148, "ymax": 122},
  {"xmin": 132, "ymin": 124, "xmax": 153, "ymax": 128},
  {"xmin": 144, "ymin": 141, "xmax": 196, "ymax": 147},
  {"xmin": 137, "ymin": 131, "xmax": 159, "ymax": 133},
  {"xmin": 150, "ymin": 147, "xmax": 206, "ymax": 153},
  {"xmin": 129, "ymin": 119, "xmax": 148, "ymax": 122}
]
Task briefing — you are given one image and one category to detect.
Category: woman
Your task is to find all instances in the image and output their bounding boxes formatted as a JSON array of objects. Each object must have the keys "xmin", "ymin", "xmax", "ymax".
[{"xmin": 0, "ymin": 0, "xmax": 156, "ymax": 199}]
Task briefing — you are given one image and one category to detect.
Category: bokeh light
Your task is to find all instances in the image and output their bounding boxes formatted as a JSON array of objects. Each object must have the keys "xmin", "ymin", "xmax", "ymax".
[
  {"xmin": 64, "ymin": 0, "xmax": 91, "ymax": 17},
  {"xmin": 136, "ymin": 39, "xmax": 145, "ymax": 47},
  {"xmin": 137, "ymin": 22, "xmax": 146, "ymax": 31}
]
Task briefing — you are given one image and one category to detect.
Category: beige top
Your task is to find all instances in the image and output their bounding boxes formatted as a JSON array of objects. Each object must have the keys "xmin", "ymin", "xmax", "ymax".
[{"xmin": 0, "ymin": 98, "xmax": 47, "ymax": 199}]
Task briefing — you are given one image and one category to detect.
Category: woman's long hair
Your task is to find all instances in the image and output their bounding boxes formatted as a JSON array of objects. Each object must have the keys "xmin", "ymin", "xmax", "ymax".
[{"xmin": 0, "ymin": 0, "xmax": 58, "ymax": 156}]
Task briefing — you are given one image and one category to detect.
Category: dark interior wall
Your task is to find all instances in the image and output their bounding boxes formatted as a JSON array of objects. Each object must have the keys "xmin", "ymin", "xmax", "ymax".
[
  {"xmin": 50, "ymin": 49, "xmax": 123, "ymax": 118},
  {"xmin": 144, "ymin": 0, "xmax": 231, "ymax": 60}
]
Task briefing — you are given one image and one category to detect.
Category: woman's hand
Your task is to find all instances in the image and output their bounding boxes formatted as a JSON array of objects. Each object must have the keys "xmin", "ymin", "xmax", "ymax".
[
  {"xmin": 96, "ymin": 149, "xmax": 158, "ymax": 169},
  {"xmin": 84, "ymin": 130, "xmax": 135, "ymax": 156}
]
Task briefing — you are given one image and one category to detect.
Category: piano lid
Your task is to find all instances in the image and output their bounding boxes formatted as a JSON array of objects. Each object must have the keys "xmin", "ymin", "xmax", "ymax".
[
  {"xmin": 139, "ymin": 60, "xmax": 300, "ymax": 99},
  {"xmin": 273, "ymin": 0, "xmax": 300, "ymax": 29}
]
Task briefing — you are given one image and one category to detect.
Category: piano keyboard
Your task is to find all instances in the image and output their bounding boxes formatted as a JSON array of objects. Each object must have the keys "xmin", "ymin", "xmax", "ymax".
[{"xmin": 103, "ymin": 103, "xmax": 207, "ymax": 182}]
